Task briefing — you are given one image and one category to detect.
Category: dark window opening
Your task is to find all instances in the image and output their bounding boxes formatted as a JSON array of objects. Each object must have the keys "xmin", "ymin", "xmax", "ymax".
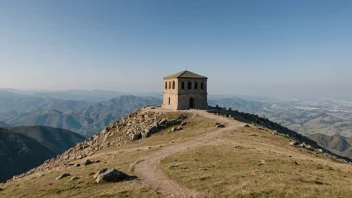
[
  {"xmin": 195, "ymin": 82, "xmax": 198, "ymax": 90},
  {"xmin": 188, "ymin": 82, "xmax": 192, "ymax": 89},
  {"xmin": 189, "ymin": 97, "xmax": 195, "ymax": 108},
  {"xmin": 169, "ymin": 81, "xmax": 171, "ymax": 89},
  {"xmin": 168, "ymin": 97, "xmax": 171, "ymax": 105},
  {"xmin": 201, "ymin": 82, "xmax": 204, "ymax": 89},
  {"xmin": 181, "ymin": 82, "xmax": 185, "ymax": 89},
  {"xmin": 165, "ymin": 82, "xmax": 168, "ymax": 89},
  {"xmin": 172, "ymin": 81, "xmax": 175, "ymax": 89}
]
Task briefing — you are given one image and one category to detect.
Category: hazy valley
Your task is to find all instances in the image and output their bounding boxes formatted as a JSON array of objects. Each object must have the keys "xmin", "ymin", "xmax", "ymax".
[
  {"xmin": 0, "ymin": 90, "xmax": 162, "ymax": 137},
  {"xmin": 0, "ymin": 126, "xmax": 85, "ymax": 182}
]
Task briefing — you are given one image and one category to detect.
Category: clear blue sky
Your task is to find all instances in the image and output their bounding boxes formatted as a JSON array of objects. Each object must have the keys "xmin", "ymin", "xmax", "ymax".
[{"xmin": 0, "ymin": 0, "xmax": 351, "ymax": 96}]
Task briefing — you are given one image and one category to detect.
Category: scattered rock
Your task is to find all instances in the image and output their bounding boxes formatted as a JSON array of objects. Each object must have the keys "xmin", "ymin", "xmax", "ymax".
[
  {"xmin": 158, "ymin": 118, "xmax": 168, "ymax": 126},
  {"xmin": 131, "ymin": 133, "xmax": 142, "ymax": 141},
  {"xmin": 215, "ymin": 123, "xmax": 225, "ymax": 128},
  {"xmin": 258, "ymin": 160, "xmax": 265, "ymax": 166},
  {"xmin": 294, "ymin": 161, "xmax": 299, "ymax": 166},
  {"xmin": 176, "ymin": 126, "xmax": 183, "ymax": 131},
  {"xmin": 73, "ymin": 164, "xmax": 80, "ymax": 167},
  {"xmin": 169, "ymin": 165, "xmax": 178, "ymax": 168},
  {"xmin": 315, "ymin": 180, "xmax": 324, "ymax": 185},
  {"xmin": 103, "ymin": 126, "xmax": 110, "ymax": 133},
  {"xmin": 171, "ymin": 127, "xmax": 176, "ymax": 132},
  {"xmin": 56, "ymin": 173, "xmax": 70, "ymax": 180},
  {"xmin": 244, "ymin": 124, "xmax": 250, "ymax": 128},
  {"xmin": 289, "ymin": 141, "xmax": 300, "ymax": 146},
  {"xmin": 180, "ymin": 121, "xmax": 187, "ymax": 126},
  {"xmin": 178, "ymin": 114, "xmax": 187, "ymax": 120},
  {"xmin": 70, "ymin": 176, "xmax": 80, "ymax": 181},
  {"xmin": 93, "ymin": 168, "xmax": 108, "ymax": 179},
  {"xmin": 0, "ymin": 188, "xmax": 3, "ymax": 191},
  {"xmin": 83, "ymin": 159, "xmax": 93, "ymax": 166},
  {"xmin": 95, "ymin": 168, "xmax": 129, "ymax": 184}
]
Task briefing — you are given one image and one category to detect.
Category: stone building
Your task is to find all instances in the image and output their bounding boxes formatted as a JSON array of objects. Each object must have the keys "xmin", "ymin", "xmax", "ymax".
[{"xmin": 162, "ymin": 70, "xmax": 208, "ymax": 110}]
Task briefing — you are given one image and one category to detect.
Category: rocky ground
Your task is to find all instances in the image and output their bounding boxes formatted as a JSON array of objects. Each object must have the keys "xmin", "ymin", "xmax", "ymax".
[{"xmin": 2, "ymin": 106, "xmax": 352, "ymax": 197}]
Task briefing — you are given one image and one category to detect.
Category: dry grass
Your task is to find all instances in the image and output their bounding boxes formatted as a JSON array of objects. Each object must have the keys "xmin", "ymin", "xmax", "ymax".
[
  {"xmin": 0, "ymin": 112, "xmax": 215, "ymax": 198},
  {"xmin": 3, "ymin": 110, "xmax": 352, "ymax": 198},
  {"xmin": 0, "ymin": 147, "xmax": 159, "ymax": 198},
  {"xmin": 160, "ymin": 127, "xmax": 352, "ymax": 198}
]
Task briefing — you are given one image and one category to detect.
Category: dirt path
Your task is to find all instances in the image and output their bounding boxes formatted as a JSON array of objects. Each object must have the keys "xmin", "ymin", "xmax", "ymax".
[{"xmin": 132, "ymin": 110, "xmax": 243, "ymax": 197}]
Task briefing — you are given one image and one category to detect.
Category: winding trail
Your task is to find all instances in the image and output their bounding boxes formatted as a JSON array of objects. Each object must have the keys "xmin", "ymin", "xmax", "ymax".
[{"xmin": 132, "ymin": 110, "xmax": 243, "ymax": 197}]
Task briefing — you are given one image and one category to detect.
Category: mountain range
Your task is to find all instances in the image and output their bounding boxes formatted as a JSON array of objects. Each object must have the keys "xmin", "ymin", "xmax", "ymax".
[
  {"xmin": 309, "ymin": 133, "xmax": 352, "ymax": 159},
  {"xmin": 0, "ymin": 90, "xmax": 162, "ymax": 137},
  {"xmin": 0, "ymin": 126, "xmax": 85, "ymax": 182}
]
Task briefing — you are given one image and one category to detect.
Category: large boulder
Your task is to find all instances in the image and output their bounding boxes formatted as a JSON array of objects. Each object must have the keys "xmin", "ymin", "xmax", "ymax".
[
  {"xmin": 158, "ymin": 119, "xmax": 168, "ymax": 126},
  {"xmin": 95, "ymin": 168, "xmax": 129, "ymax": 184},
  {"xmin": 131, "ymin": 133, "xmax": 142, "ymax": 141},
  {"xmin": 83, "ymin": 159, "xmax": 93, "ymax": 166},
  {"xmin": 56, "ymin": 173, "xmax": 70, "ymax": 180}
]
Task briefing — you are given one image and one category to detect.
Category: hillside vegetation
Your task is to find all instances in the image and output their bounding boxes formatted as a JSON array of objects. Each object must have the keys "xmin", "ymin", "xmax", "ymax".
[
  {"xmin": 1, "ymin": 106, "xmax": 352, "ymax": 197},
  {"xmin": 0, "ymin": 126, "xmax": 85, "ymax": 182}
]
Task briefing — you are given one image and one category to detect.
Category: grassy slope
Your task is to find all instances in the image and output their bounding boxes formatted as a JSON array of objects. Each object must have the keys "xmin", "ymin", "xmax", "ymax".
[
  {"xmin": 161, "ymin": 126, "xmax": 352, "ymax": 197},
  {"xmin": 0, "ymin": 112, "xmax": 214, "ymax": 197},
  {"xmin": 1, "ymin": 110, "xmax": 352, "ymax": 197}
]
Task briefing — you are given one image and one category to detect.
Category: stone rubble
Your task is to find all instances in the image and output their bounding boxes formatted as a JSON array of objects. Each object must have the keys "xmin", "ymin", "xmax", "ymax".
[{"xmin": 12, "ymin": 106, "xmax": 189, "ymax": 181}]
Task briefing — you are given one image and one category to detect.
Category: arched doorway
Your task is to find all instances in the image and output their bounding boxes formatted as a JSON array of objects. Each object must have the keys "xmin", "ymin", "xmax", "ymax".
[{"xmin": 189, "ymin": 97, "xmax": 195, "ymax": 109}]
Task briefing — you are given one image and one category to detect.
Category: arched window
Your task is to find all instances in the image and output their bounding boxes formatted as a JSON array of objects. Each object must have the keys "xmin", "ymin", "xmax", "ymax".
[
  {"xmin": 165, "ymin": 82, "xmax": 168, "ymax": 89},
  {"xmin": 188, "ymin": 82, "xmax": 192, "ymax": 89},
  {"xmin": 172, "ymin": 81, "xmax": 175, "ymax": 89},
  {"xmin": 168, "ymin": 97, "xmax": 171, "ymax": 105},
  {"xmin": 181, "ymin": 82, "xmax": 185, "ymax": 90},
  {"xmin": 195, "ymin": 82, "xmax": 198, "ymax": 90},
  {"xmin": 201, "ymin": 82, "xmax": 204, "ymax": 89},
  {"xmin": 169, "ymin": 81, "xmax": 171, "ymax": 89}
]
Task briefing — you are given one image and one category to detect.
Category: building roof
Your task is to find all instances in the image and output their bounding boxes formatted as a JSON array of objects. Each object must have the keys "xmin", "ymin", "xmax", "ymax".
[{"xmin": 163, "ymin": 70, "xmax": 208, "ymax": 80}]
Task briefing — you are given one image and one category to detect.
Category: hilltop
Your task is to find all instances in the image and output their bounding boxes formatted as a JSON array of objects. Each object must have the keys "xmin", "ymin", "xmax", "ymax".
[
  {"xmin": 0, "ymin": 126, "xmax": 85, "ymax": 182},
  {"xmin": 1, "ymin": 106, "xmax": 352, "ymax": 197}
]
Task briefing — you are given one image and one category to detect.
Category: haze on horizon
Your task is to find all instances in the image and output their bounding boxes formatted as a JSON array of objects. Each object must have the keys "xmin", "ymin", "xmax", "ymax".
[{"xmin": 0, "ymin": 0, "xmax": 352, "ymax": 97}]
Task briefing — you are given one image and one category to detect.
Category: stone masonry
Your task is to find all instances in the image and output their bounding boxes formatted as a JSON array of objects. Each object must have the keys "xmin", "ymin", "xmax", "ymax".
[{"xmin": 162, "ymin": 70, "xmax": 208, "ymax": 110}]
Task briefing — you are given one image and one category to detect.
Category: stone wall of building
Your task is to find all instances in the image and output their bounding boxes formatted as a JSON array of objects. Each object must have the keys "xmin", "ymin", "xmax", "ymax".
[
  {"xmin": 162, "ymin": 78, "xmax": 208, "ymax": 110},
  {"xmin": 162, "ymin": 79, "xmax": 179, "ymax": 110}
]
